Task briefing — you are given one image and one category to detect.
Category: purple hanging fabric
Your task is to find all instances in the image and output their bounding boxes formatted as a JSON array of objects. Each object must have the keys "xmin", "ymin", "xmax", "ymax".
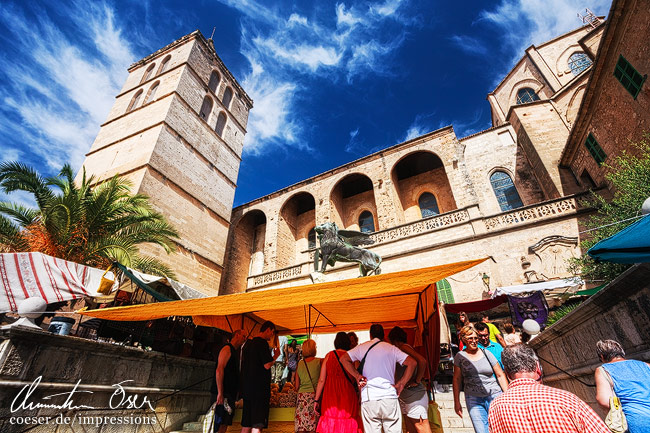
[{"xmin": 507, "ymin": 291, "xmax": 549, "ymax": 329}]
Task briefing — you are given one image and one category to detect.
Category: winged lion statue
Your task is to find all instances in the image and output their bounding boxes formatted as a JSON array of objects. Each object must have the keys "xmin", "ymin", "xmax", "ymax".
[{"xmin": 313, "ymin": 222, "xmax": 382, "ymax": 277}]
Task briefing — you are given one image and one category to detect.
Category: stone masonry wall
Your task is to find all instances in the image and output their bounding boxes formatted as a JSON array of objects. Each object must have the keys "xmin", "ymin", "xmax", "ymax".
[
  {"xmin": 531, "ymin": 263, "xmax": 650, "ymax": 416},
  {"xmin": 0, "ymin": 327, "xmax": 214, "ymax": 433}
]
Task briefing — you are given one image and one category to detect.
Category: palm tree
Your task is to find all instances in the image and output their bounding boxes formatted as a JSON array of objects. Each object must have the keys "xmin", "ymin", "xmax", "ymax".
[{"xmin": 0, "ymin": 162, "xmax": 179, "ymax": 277}]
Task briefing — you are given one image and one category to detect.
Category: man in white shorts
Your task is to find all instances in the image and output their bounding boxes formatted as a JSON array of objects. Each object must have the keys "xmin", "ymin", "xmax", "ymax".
[{"xmin": 340, "ymin": 324, "xmax": 416, "ymax": 433}]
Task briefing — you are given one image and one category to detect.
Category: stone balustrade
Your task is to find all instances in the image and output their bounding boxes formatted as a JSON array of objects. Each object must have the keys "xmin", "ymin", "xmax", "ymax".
[{"xmin": 483, "ymin": 197, "xmax": 577, "ymax": 231}]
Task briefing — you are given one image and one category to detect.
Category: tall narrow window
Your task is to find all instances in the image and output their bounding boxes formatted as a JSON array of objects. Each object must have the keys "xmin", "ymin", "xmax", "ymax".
[
  {"xmin": 307, "ymin": 227, "xmax": 316, "ymax": 249},
  {"xmin": 490, "ymin": 171, "xmax": 523, "ymax": 211},
  {"xmin": 418, "ymin": 192, "xmax": 439, "ymax": 217},
  {"xmin": 143, "ymin": 81, "xmax": 159, "ymax": 104},
  {"xmin": 222, "ymin": 87, "xmax": 233, "ymax": 109},
  {"xmin": 208, "ymin": 71, "xmax": 220, "ymax": 93},
  {"xmin": 516, "ymin": 87, "xmax": 540, "ymax": 105},
  {"xmin": 215, "ymin": 112, "xmax": 227, "ymax": 137},
  {"xmin": 614, "ymin": 55, "xmax": 646, "ymax": 99},
  {"xmin": 358, "ymin": 211, "xmax": 375, "ymax": 233},
  {"xmin": 199, "ymin": 96, "xmax": 213, "ymax": 120},
  {"xmin": 436, "ymin": 279, "xmax": 455, "ymax": 304},
  {"xmin": 140, "ymin": 64, "xmax": 155, "ymax": 84},
  {"xmin": 568, "ymin": 52, "xmax": 592, "ymax": 76},
  {"xmin": 127, "ymin": 90, "xmax": 143, "ymax": 112},
  {"xmin": 158, "ymin": 55, "xmax": 171, "ymax": 75},
  {"xmin": 584, "ymin": 133, "xmax": 607, "ymax": 165}
]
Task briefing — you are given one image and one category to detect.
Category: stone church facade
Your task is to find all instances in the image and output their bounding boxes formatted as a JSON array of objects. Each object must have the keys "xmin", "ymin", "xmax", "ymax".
[{"xmin": 80, "ymin": 0, "xmax": 649, "ymax": 304}]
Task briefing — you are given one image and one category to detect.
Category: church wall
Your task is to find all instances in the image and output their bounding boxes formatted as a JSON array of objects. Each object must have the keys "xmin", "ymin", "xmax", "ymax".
[
  {"xmin": 118, "ymin": 38, "xmax": 194, "ymax": 100},
  {"xmin": 186, "ymin": 39, "xmax": 251, "ymax": 130},
  {"xmin": 509, "ymin": 102, "xmax": 572, "ymax": 197},
  {"xmin": 536, "ymin": 27, "xmax": 594, "ymax": 87},
  {"xmin": 566, "ymin": 0, "xmax": 650, "ymax": 189},
  {"xmin": 396, "ymin": 169, "xmax": 456, "ymax": 222}
]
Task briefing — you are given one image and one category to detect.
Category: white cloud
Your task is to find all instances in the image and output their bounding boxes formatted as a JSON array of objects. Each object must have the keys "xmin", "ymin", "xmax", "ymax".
[
  {"xmin": 0, "ymin": 2, "xmax": 135, "ymax": 173},
  {"xmin": 479, "ymin": 0, "xmax": 611, "ymax": 62},
  {"xmin": 345, "ymin": 128, "xmax": 362, "ymax": 153},
  {"xmin": 219, "ymin": 0, "xmax": 418, "ymax": 154}
]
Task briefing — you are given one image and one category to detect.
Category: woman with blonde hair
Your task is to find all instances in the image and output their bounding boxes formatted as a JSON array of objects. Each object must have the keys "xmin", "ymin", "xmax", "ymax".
[
  {"xmin": 453, "ymin": 325, "xmax": 508, "ymax": 433},
  {"xmin": 295, "ymin": 339, "xmax": 321, "ymax": 433}
]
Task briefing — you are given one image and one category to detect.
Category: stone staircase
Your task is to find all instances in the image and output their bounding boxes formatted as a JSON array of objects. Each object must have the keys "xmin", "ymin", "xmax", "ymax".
[
  {"xmin": 172, "ymin": 388, "xmax": 476, "ymax": 433},
  {"xmin": 432, "ymin": 384, "xmax": 476, "ymax": 433}
]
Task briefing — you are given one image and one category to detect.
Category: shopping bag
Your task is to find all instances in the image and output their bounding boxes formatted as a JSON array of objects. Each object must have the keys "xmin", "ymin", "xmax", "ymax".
[
  {"xmin": 428, "ymin": 401, "xmax": 444, "ymax": 433},
  {"xmin": 202, "ymin": 402, "xmax": 216, "ymax": 433},
  {"xmin": 605, "ymin": 396, "xmax": 627, "ymax": 433},
  {"xmin": 97, "ymin": 267, "xmax": 115, "ymax": 295}
]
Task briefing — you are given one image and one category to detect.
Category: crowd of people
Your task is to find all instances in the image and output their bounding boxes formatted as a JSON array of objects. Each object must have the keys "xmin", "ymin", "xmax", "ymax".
[
  {"xmin": 209, "ymin": 318, "xmax": 650, "ymax": 433},
  {"xmin": 452, "ymin": 313, "xmax": 650, "ymax": 433}
]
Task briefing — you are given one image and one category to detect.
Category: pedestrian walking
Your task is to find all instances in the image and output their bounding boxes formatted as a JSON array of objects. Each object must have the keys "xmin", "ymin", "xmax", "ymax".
[
  {"xmin": 480, "ymin": 313, "xmax": 506, "ymax": 348},
  {"xmin": 213, "ymin": 329, "xmax": 246, "ymax": 433},
  {"xmin": 453, "ymin": 325, "xmax": 507, "ymax": 433},
  {"xmin": 314, "ymin": 332, "xmax": 362, "ymax": 433},
  {"xmin": 240, "ymin": 321, "xmax": 280, "ymax": 433},
  {"xmin": 295, "ymin": 338, "xmax": 321, "ymax": 433},
  {"xmin": 501, "ymin": 323, "xmax": 521, "ymax": 346},
  {"xmin": 474, "ymin": 322, "xmax": 504, "ymax": 368},
  {"xmin": 339, "ymin": 324, "xmax": 417, "ymax": 433},
  {"xmin": 594, "ymin": 339, "xmax": 650, "ymax": 433},
  {"xmin": 388, "ymin": 326, "xmax": 431, "ymax": 433},
  {"xmin": 489, "ymin": 343, "xmax": 609, "ymax": 433}
]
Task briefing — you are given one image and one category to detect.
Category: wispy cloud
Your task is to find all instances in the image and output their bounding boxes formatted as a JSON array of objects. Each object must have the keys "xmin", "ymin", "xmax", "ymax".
[
  {"xmin": 218, "ymin": 0, "xmax": 418, "ymax": 155},
  {"xmin": 345, "ymin": 128, "xmax": 362, "ymax": 153},
  {"xmin": 0, "ymin": 2, "xmax": 135, "ymax": 173},
  {"xmin": 399, "ymin": 113, "xmax": 437, "ymax": 143},
  {"xmin": 448, "ymin": 35, "xmax": 488, "ymax": 56},
  {"xmin": 478, "ymin": 0, "xmax": 611, "ymax": 63},
  {"xmin": 436, "ymin": 109, "xmax": 486, "ymax": 139}
]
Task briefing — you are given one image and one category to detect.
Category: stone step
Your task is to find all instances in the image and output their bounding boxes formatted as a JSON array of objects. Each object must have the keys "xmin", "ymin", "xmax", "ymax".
[{"xmin": 181, "ymin": 420, "xmax": 203, "ymax": 431}]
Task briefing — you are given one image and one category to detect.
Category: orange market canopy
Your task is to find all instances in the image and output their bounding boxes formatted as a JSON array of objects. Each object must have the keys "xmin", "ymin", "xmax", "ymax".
[{"xmin": 79, "ymin": 258, "xmax": 487, "ymax": 335}]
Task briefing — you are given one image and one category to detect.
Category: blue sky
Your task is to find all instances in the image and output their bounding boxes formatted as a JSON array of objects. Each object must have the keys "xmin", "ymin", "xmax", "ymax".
[{"xmin": 0, "ymin": 0, "xmax": 610, "ymax": 207}]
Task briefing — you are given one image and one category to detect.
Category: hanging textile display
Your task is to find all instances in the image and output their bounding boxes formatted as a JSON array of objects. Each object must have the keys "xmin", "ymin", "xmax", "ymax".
[{"xmin": 507, "ymin": 291, "xmax": 549, "ymax": 329}]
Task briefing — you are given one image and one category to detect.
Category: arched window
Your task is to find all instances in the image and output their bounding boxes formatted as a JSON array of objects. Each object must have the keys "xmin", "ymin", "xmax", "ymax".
[
  {"xmin": 199, "ymin": 96, "xmax": 213, "ymax": 120},
  {"xmin": 436, "ymin": 279, "xmax": 454, "ymax": 304},
  {"xmin": 208, "ymin": 71, "xmax": 221, "ymax": 93},
  {"xmin": 568, "ymin": 52, "xmax": 592, "ymax": 76},
  {"xmin": 222, "ymin": 87, "xmax": 233, "ymax": 109},
  {"xmin": 126, "ymin": 89, "xmax": 143, "ymax": 112},
  {"xmin": 490, "ymin": 171, "xmax": 524, "ymax": 211},
  {"xmin": 308, "ymin": 227, "xmax": 316, "ymax": 249},
  {"xmin": 143, "ymin": 81, "xmax": 159, "ymax": 104},
  {"xmin": 516, "ymin": 87, "xmax": 540, "ymax": 105},
  {"xmin": 418, "ymin": 192, "xmax": 439, "ymax": 217},
  {"xmin": 157, "ymin": 55, "xmax": 171, "ymax": 75},
  {"xmin": 358, "ymin": 211, "xmax": 375, "ymax": 233},
  {"xmin": 140, "ymin": 64, "xmax": 156, "ymax": 84},
  {"xmin": 215, "ymin": 112, "xmax": 227, "ymax": 137}
]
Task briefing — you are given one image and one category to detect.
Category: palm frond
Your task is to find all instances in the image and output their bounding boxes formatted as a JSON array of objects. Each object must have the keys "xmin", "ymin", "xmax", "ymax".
[
  {"xmin": 131, "ymin": 255, "xmax": 177, "ymax": 279},
  {"xmin": 0, "ymin": 161, "xmax": 54, "ymax": 207},
  {"xmin": 0, "ymin": 202, "xmax": 39, "ymax": 227}
]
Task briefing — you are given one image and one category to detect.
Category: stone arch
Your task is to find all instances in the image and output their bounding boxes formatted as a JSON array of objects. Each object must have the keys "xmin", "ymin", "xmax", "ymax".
[
  {"xmin": 329, "ymin": 173, "xmax": 377, "ymax": 231},
  {"xmin": 223, "ymin": 210, "xmax": 267, "ymax": 294},
  {"xmin": 509, "ymin": 78, "xmax": 543, "ymax": 106},
  {"xmin": 555, "ymin": 44, "xmax": 590, "ymax": 76},
  {"xmin": 390, "ymin": 151, "xmax": 456, "ymax": 222},
  {"xmin": 277, "ymin": 192, "xmax": 316, "ymax": 268},
  {"xmin": 566, "ymin": 84, "xmax": 587, "ymax": 125}
]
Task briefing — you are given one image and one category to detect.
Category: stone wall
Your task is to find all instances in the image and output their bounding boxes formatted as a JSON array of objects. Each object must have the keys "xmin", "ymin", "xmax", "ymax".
[
  {"xmin": 0, "ymin": 327, "xmax": 214, "ymax": 433},
  {"xmin": 530, "ymin": 263, "xmax": 650, "ymax": 415}
]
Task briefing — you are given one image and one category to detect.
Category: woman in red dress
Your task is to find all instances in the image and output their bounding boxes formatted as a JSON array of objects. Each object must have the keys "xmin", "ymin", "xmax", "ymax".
[{"xmin": 314, "ymin": 332, "xmax": 363, "ymax": 433}]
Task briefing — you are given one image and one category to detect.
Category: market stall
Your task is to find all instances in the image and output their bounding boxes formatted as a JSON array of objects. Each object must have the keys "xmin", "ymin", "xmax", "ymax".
[{"xmin": 79, "ymin": 257, "xmax": 487, "ymax": 431}]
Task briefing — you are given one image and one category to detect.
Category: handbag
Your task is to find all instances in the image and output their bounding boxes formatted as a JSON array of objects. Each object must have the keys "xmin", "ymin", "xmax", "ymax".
[
  {"xmin": 602, "ymin": 367, "xmax": 627, "ymax": 433},
  {"xmin": 427, "ymin": 401, "xmax": 444, "ymax": 433},
  {"xmin": 202, "ymin": 402, "xmax": 216, "ymax": 433}
]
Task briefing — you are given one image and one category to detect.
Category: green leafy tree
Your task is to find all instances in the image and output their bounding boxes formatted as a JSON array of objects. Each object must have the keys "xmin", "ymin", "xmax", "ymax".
[
  {"xmin": 569, "ymin": 133, "xmax": 650, "ymax": 283},
  {"xmin": 0, "ymin": 162, "xmax": 179, "ymax": 277}
]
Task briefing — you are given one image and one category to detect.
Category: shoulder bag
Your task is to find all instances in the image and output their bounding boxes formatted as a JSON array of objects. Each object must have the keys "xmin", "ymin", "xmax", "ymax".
[
  {"xmin": 479, "ymin": 348, "xmax": 503, "ymax": 391},
  {"xmin": 602, "ymin": 367, "xmax": 627, "ymax": 433},
  {"xmin": 357, "ymin": 340, "xmax": 382, "ymax": 375}
]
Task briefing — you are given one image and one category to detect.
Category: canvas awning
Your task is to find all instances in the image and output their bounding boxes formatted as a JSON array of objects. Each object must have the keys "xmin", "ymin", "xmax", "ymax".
[
  {"xmin": 0, "ymin": 252, "xmax": 117, "ymax": 313},
  {"xmin": 588, "ymin": 215, "xmax": 650, "ymax": 263},
  {"xmin": 491, "ymin": 278, "xmax": 584, "ymax": 298},
  {"xmin": 79, "ymin": 257, "xmax": 488, "ymax": 335}
]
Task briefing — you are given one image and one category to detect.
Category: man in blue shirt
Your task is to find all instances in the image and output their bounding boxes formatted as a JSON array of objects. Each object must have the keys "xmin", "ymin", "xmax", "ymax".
[{"xmin": 475, "ymin": 321, "xmax": 504, "ymax": 369}]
